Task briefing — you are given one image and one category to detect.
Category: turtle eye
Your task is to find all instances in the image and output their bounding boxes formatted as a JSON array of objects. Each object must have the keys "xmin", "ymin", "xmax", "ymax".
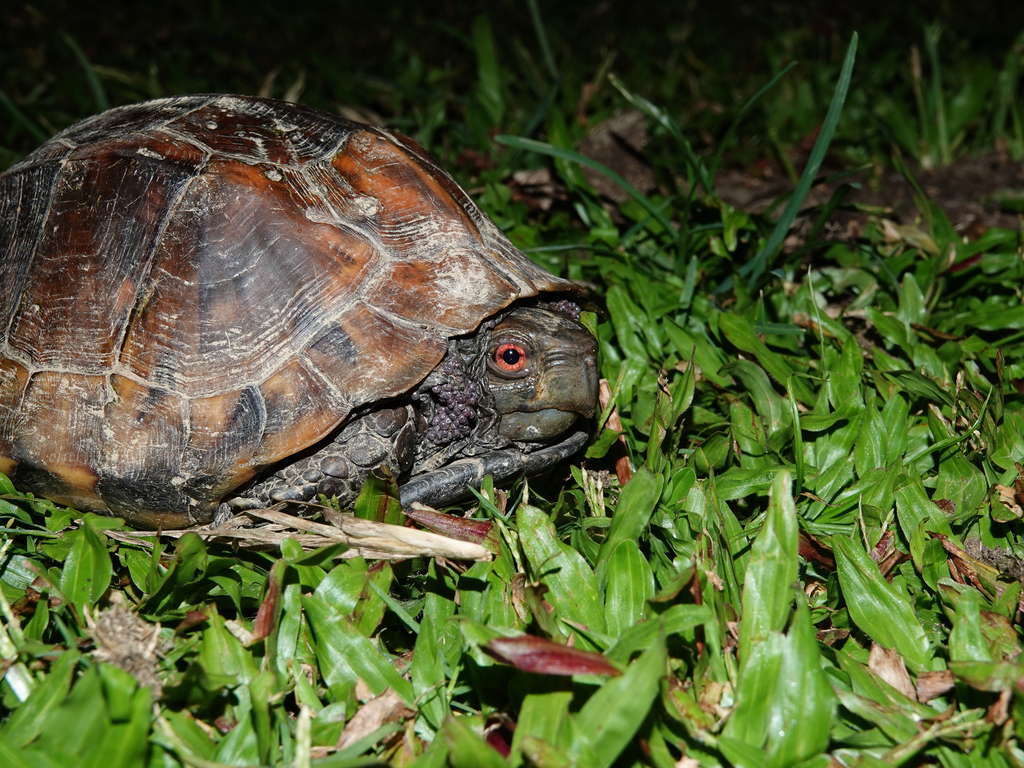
[{"xmin": 494, "ymin": 343, "xmax": 527, "ymax": 372}]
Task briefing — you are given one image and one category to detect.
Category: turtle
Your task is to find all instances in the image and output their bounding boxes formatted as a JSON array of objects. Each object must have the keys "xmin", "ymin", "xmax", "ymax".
[{"xmin": 0, "ymin": 94, "xmax": 599, "ymax": 529}]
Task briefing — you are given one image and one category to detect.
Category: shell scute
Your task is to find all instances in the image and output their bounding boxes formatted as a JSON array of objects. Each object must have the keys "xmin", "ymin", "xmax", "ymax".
[
  {"xmin": 12, "ymin": 371, "xmax": 106, "ymax": 509},
  {"xmin": 254, "ymin": 357, "xmax": 352, "ymax": 467},
  {"xmin": 120, "ymin": 157, "xmax": 378, "ymax": 397},
  {"xmin": 304, "ymin": 300, "xmax": 449, "ymax": 405},
  {"xmin": 163, "ymin": 97, "xmax": 355, "ymax": 166},
  {"xmin": 0, "ymin": 359, "xmax": 30, "ymax": 476},
  {"xmin": 6, "ymin": 148, "xmax": 198, "ymax": 374}
]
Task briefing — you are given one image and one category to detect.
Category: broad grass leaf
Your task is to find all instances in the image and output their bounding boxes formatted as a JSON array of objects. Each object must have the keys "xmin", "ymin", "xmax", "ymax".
[
  {"xmin": 723, "ymin": 598, "xmax": 834, "ymax": 767},
  {"xmin": 729, "ymin": 399, "xmax": 769, "ymax": 468},
  {"xmin": 991, "ymin": 409, "xmax": 1024, "ymax": 471},
  {"xmin": 832, "ymin": 536, "xmax": 931, "ymax": 672},
  {"xmin": 799, "ymin": 401, "xmax": 860, "ymax": 433},
  {"xmin": 60, "ymin": 515, "xmax": 113, "ymax": 607},
  {"xmin": 808, "ymin": 457, "xmax": 856, "ymax": 510},
  {"xmin": 718, "ymin": 735, "xmax": 769, "ymax": 768},
  {"xmin": 721, "ymin": 359, "xmax": 787, "ymax": 434},
  {"xmin": 766, "ymin": 601, "xmax": 835, "ymax": 767},
  {"xmin": 607, "ymin": 603, "xmax": 713, "ymax": 663},
  {"xmin": 935, "ymin": 449, "xmax": 987, "ymax": 516},
  {"xmin": 519, "ymin": 503, "xmax": 606, "ymax": 636},
  {"xmin": 948, "ymin": 587, "xmax": 994, "ymax": 663},
  {"xmin": 832, "ymin": 688, "xmax": 917, "ymax": 744},
  {"xmin": 161, "ymin": 708, "xmax": 217, "ymax": 759},
  {"xmin": 854, "ymin": 400, "xmax": 886, "ymax": 476},
  {"xmin": 274, "ymin": 582, "xmax": 303, "ymax": 678},
  {"xmin": 314, "ymin": 558, "xmax": 392, "ymax": 636},
  {"xmin": 603, "ymin": 539, "xmax": 655, "ymax": 635},
  {"xmin": 78, "ymin": 686, "xmax": 151, "ymax": 768},
  {"xmin": 511, "ymin": 683, "xmax": 573, "ymax": 758},
  {"xmin": 249, "ymin": 670, "xmax": 277, "ymax": 764},
  {"xmin": 595, "ymin": 465, "xmax": 662, "ymax": 583},
  {"xmin": 0, "ymin": 742, "xmax": 61, "ymax": 768},
  {"xmin": 30, "ymin": 666, "xmax": 107, "ymax": 759},
  {"xmin": 894, "ymin": 474, "xmax": 954, "ymax": 539},
  {"xmin": 866, "ymin": 308, "xmax": 914, "ymax": 356},
  {"xmin": 948, "ymin": 659, "xmax": 1024, "ymax": 692},
  {"xmin": 303, "ymin": 594, "xmax": 414, "ymax": 705},
  {"xmin": 567, "ymin": 638, "xmax": 666, "ymax": 768},
  {"xmin": 199, "ymin": 605, "xmax": 258, "ymax": 683},
  {"xmin": 423, "ymin": 559, "xmax": 460, "ymax": 662},
  {"xmin": 663, "ymin": 319, "xmax": 733, "ymax": 388},
  {"xmin": 896, "ymin": 274, "xmax": 927, "ymax": 326},
  {"xmin": 471, "ymin": 15, "xmax": 503, "ymax": 126},
  {"xmin": 212, "ymin": 709, "xmax": 260, "ymax": 765},
  {"xmin": 413, "ymin": 612, "xmax": 449, "ymax": 730},
  {"xmin": 584, "ymin": 426, "xmax": 623, "ymax": 459},
  {"xmin": 606, "ymin": 284, "xmax": 653, "ymax": 360},
  {"xmin": 96, "ymin": 663, "xmax": 137, "ymax": 722},
  {"xmin": 723, "ymin": 631, "xmax": 784, "ymax": 749},
  {"xmin": 713, "ymin": 467, "xmax": 790, "ymax": 500},
  {"xmin": 1, "ymin": 649, "xmax": 79, "ymax": 748},
  {"xmin": 739, "ymin": 471, "xmax": 798, "ymax": 663},
  {"xmin": 827, "ymin": 336, "xmax": 865, "ymax": 409},
  {"xmin": 954, "ymin": 303, "xmax": 1024, "ymax": 331},
  {"xmin": 880, "ymin": 394, "xmax": 910, "ymax": 464},
  {"xmin": 883, "ymin": 370, "xmax": 954, "ymax": 408},
  {"xmin": 717, "ymin": 312, "xmax": 813, "ymax": 404},
  {"xmin": 831, "ymin": 647, "xmax": 935, "ymax": 719}
]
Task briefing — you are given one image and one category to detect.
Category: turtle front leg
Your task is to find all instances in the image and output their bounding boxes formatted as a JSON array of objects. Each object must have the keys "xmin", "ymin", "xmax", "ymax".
[
  {"xmin": 399, "ymin": 428, "xmax": 589, "ymax": 509},
  {"xmin": 225, "ymin": 404, "xmax": 419, "ymax": 513}
]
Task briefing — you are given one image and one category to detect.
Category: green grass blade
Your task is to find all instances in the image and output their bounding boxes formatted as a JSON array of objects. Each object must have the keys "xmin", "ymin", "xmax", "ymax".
[
  {"xmin": 0, "ymin": 88, "xmax": 49, "ymax": 145},
  {"xmin": 739, "ymin": 33, "xmax": 858, "ymax": 289},
  {"xmin": 707, "ymin": 61, "xmax": 798, "ymax": 182},
  {"xmin": 62, "ymin": 33, "xmax": 109, "ymax": 113},
  {"xmin": 609, "ymin": 72, "xmax": 714, "ymax": 194},
  {"xmin": 924, "ymin": 23, "xmax": 950, "ymax": 165},
  {"xmin": 526, "ymin": 0, "xmax": 559, "ymax": 81}
]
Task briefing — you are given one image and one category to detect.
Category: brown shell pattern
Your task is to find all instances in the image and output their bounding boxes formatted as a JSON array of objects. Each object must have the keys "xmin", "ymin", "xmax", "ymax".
[{"xmin": 0, "ymin": 94, "xmax": 572, "ymax": 523}]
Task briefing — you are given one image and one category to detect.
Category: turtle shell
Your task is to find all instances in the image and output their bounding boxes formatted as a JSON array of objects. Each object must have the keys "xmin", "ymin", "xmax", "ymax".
[{"xmin": 0, "ymin": 94, "xmax": 573, "ymax": 526}]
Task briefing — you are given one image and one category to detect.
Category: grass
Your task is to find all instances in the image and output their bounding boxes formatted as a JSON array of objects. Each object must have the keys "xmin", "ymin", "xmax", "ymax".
[{"xmin": 3, "ymin": 2, "xmax": 1024, "ymax": 766}]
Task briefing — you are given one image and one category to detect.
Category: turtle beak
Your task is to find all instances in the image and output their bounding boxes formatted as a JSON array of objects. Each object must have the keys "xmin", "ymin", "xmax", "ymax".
[{"xmin": 533, "ymin": 347, "xmax": 598, "ymax": 418}]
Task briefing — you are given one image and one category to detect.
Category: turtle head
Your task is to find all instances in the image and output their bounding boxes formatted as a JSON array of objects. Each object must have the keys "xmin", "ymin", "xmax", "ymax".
[{"xmin": 486, "ymin": 305, "xmax": 599, "ymax": 442}]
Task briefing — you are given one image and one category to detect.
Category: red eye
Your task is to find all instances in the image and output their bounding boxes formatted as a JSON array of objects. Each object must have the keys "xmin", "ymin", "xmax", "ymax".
[{"xmin": 494, "ymin": 343, "xmax": 527, "ymax": 372}]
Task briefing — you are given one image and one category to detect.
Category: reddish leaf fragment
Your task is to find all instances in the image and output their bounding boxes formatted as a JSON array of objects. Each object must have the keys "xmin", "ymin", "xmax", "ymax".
[
  {"xmin": 9, "ymin": 586, "xmax": 42, "ymax": 618},
  {"xmin": 909, "ymin": 323, "xmax": 961, "ymax": 341},
  {"xmin": 869, "ymin": 530, "xmax": 895, "ymax": 564},
  {"xmin": 251, "ymin": 560, "xmax": 283, "ymax": 642},
  {"xmin": 599, "ymin": 379, "xmax": 633, "ymax": 486},
  {"xmin": 484, "ymin": 715, "xmax": 516, "ymax": 757},
  {"xmin": 405, "ymin": 503, "xmax": 497, "ymax": 550},
  {"xmin": 176, "ymin": 610, "xmax": 209, "ymax": 634},
  {"xmin": 798, "ymin": 531, "xmax": 836, "ymax": 570},
  {"xmin": 486, "ymin": 635, "xmax": 621, "ymax": 677},
  {"xmin": 946, "ymin": 252, "xmax": 983, "ymax": 273}
]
